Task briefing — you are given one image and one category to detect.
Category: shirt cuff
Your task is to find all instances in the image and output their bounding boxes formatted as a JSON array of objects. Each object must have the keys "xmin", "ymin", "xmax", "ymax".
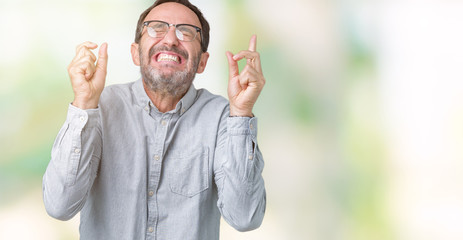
[
  {"xmin": 227, "ymin": 116, "xmax": 258, "ymax": 139},
  {"xmin": 67, "ymin": 104, "xmax": 100, "ymax": 129}
]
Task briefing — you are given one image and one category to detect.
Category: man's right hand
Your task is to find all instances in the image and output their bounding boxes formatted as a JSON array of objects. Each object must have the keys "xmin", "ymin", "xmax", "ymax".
[{"xmin": 68, "ymin": 41, "xmax": 108, "ymax": 109}]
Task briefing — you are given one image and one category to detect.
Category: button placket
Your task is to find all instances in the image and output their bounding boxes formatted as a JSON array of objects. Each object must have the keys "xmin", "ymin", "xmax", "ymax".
[{"xmin": 146, "ymin": 113, "xmax": 170, "ymax": 238}]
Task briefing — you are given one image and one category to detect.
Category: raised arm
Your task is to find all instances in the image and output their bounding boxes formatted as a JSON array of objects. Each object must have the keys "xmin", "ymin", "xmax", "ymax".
[
  {"xmin": 215, "ymin": 35, "xmax": 266, "ymax": 231},
  {"xmin": 42, "ymin": 42, "xmax": 107, "ymax": 220}
]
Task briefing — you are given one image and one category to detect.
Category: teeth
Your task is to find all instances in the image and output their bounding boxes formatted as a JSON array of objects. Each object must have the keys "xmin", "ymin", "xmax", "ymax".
[{"xmin": 157, "ymin": 54, "xmax": 179, "ymax": 63}]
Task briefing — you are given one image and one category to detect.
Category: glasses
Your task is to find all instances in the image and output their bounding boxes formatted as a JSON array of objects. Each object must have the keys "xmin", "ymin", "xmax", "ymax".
[{"xmin": 143, "ymin": 20, "xmax": 202, "ymax": 43}]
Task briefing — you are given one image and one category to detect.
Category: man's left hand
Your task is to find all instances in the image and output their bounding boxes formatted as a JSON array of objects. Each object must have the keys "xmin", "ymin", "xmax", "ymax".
[{"xmin": 226, "ymin": 35, "xmax": 266, "ymax": 117}]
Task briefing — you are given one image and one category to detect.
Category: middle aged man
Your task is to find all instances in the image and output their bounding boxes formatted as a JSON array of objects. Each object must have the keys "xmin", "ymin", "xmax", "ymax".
[{"xmin": 43, "ymin": 0, "xmax": 266, "ymax": 239}]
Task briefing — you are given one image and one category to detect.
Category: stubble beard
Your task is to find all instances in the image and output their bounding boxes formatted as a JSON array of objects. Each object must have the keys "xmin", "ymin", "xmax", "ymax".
[{"xmin": 140, "ymin": 45, "xmax": 201, "ymax": 98}]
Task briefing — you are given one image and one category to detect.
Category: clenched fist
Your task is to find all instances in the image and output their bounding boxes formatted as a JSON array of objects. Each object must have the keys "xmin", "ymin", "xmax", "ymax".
[{"xmin": 68, "ymin": 41, "xmax": 108, "ymax": 109}]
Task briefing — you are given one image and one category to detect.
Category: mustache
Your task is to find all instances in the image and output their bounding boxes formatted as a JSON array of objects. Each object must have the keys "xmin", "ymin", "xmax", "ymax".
[{"xmin": 148, "ymin": 45, "xmax": 189, "ymax": 61}]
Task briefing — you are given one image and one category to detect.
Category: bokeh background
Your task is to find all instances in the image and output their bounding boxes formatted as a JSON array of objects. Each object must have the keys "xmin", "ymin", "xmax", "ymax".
[{"xmin": 1, "ymin": 0, "xmax": 463, "ymax": 239}]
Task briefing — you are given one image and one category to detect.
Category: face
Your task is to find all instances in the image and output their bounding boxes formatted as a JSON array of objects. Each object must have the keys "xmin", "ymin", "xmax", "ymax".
[{"xmin": 131, "ymin": 2, "xmax": 209, "ymax": 97}]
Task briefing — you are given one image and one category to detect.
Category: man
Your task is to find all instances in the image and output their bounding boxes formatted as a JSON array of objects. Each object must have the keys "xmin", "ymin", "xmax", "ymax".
[{"xmin": 43, "ymin": 0, "xmax": 266, "ymax": 239}]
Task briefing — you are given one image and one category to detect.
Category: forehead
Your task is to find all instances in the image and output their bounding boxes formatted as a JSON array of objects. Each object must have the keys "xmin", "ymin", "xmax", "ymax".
[{"xmin": 145, "ymin": 2, "xmax": 201, "ymax": 27}]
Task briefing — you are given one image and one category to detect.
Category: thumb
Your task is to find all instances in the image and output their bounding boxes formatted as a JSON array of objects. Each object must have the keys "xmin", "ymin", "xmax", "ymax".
[
  {"xmin": 226, "ymin": 51, "xmax": 239, "ymax": 79},
  {"xmin": 94, "ymin": 42, "xmax": 108, "ymax": 80}
]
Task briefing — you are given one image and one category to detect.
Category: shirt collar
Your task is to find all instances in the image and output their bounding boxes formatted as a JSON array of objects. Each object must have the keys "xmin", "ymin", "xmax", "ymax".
[{"xmin": 132, "ymin": 78, "xmax": 197, "ymax": 116}]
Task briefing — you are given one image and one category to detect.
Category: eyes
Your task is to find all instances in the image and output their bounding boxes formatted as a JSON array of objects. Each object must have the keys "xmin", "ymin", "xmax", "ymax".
[{"xmin": 144, "ymin": 20, "xmax": 200, "ymax": 42}]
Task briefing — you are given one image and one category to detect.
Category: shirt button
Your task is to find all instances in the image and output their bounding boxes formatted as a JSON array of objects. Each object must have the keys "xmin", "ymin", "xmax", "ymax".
[
  {"xmin": 144, "ymin": 106, "xmax": 149, "ymax": 112},
  {"xmin": 80, "ymin": 116, "xmax": 85, "ymax": 122},
  {"xmin": 148, "ymin": 191, "xmax": 154, "ymax": 196},
  {"xmin": 248, "ymin": 155, "xmax": 253, "ymax": 160},
  {"xmin": 74, "ymin": 148, "xmax": 81, "ymax": 154},
  {"xmin": 148, "ymin": 227, "xmax": 154, "ymax": 233},
  {"xmin": 250, "ymin": 123, "xmax": 254, "ymax": 129},
  {"xmin": 154, "ymin": 155, "xmax": 160, "ymax": 161},
  {"xmin": 181, "ymin": 108, "xmax": 186, "ymax": 114},
  {"xmin": 161, "ymin": 120, "xmax": 167, "ymax": 126}
]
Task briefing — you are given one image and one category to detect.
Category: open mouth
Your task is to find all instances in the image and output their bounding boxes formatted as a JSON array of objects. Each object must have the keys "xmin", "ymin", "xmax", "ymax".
[{"xmin": 155, "ymin": 52, "xmax": 183, "ymax": 64}]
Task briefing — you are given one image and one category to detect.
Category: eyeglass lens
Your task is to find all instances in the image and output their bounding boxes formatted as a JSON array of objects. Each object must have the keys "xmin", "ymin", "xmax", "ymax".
[{"xmin": 146, "ymin": 22, "xmax": 197, "ymax": 42}]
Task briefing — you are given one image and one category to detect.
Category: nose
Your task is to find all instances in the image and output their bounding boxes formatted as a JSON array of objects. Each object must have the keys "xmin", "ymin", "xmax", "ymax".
[{"xmin": 161, "ymin": 26, "xmax": 179, "ymax": 47}]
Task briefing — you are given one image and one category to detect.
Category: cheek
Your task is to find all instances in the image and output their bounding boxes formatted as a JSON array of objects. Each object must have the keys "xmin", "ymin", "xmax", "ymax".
[
  {"xmin": 187, "ymin": 44, "xmax": 203, "ymax": 64},
  {"xmin": 140, "ymin": 37, "xmax": 160, "ymax": 57},
  {"xmin": 186, "ymin": 52, "xmax": 200, "ymax": 68}
]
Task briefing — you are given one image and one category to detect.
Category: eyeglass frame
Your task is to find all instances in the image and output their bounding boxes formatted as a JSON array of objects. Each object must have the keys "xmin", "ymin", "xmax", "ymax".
[{"xmin": 142, "ymin": 20, "xmax": 203, "ymax": 45}]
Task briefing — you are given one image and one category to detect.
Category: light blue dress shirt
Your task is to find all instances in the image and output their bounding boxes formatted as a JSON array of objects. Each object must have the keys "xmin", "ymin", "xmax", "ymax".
[{"xmin": 43, "ymin": 79, "xmax": 266, "ymax": 240}]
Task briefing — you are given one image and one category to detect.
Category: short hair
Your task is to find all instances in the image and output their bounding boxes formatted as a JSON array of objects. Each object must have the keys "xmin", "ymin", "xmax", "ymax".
[{"xmin": 134, "ymin": 0, "xmax": 210, "ymax": 53}]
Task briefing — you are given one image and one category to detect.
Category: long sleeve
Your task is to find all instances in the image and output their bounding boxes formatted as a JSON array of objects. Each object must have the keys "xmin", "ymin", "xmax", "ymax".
[
  {"xmin": 42, "ymin": 104, "xmax": 102, "ymax": 221},
  {"xmin": 214, "ymin": 116, "xmax": 266, "ymax": 231}
]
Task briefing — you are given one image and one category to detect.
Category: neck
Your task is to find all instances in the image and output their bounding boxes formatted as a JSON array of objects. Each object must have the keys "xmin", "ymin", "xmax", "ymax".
[{"xmin": 142, "ymin": 81, "xmax": 185, "ymax": 113}]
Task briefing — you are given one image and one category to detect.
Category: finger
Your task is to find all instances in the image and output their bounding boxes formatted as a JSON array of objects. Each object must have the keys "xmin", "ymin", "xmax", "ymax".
[
  {"xmin": 84, "ymin": 63, "xmax": 96, "ymax": 80},
  {"xmin": 238, "ymin": 69, "xmax": 251, "ymax": 90},
  {"xmin": 68, "ymin": 54, "xmax": 96, "ymax": 73},
  {"xmin": 76, "ymin": 41, "xmax": 98, "ymax": 57},
  {"xmin": 80, "ymin": 48, "xmax": 97, "ymax": 63},
  {"xmin": 226, "ymin": 51, "xmax": 239, "ymax": 79},
  {"xmin": 70, "ymin": 49, "xmax": 96, "ymax": 66},
  {"xmin": 232, "ymin": 50, "xmax": 258, "ymax": 62},
  {"xmin": 248, "ymin": 35, "xmax": 257, "ymax": 52},
  {"xmin": 73, "ymin": 48, "xmax": 97, "ymax": 67},
  {"xmin": 232, "ymin": 50, "xmax": 262, "ymax": 73},
  {"xmin": 72, "ymin": 59, "xmax": 96, "ymax": 80},
  {"xmin": 239, "ymin": 65, "xmax": 260, "ymax": 86},
  {"xmin": 94, "ymin": 42, "xmax": 108, "ymax": 79},
  {"xmin": 76, "ymin": 41, "xmax": 97, "ymax": 52}
]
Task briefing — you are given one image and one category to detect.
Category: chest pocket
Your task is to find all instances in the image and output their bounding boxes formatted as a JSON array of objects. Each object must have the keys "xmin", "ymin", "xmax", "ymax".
[{"xmin": 169, "ymin": 149, "xmax": 209, "ymax": 197}]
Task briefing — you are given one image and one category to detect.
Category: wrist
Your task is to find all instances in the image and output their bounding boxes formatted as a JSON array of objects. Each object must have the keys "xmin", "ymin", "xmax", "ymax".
[
  {"xmin": 229, "ymin": 108, "xmax": 253, "ymax": 117},
  {"xmin": 72, "ymin": 97, "xmax": 98, "ymax": 110}
]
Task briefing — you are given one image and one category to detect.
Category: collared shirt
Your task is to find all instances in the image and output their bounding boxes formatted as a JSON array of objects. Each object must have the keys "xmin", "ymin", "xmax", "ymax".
[{"xmin": 42, "ymin": 79, "xmax": 266, "ymax": 240}]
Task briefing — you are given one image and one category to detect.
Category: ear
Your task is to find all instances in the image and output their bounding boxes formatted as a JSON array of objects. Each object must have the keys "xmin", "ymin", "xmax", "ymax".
[
  {"xmin": 131, "ymin": 43, "xmax": 140, "ymax": 66},
  {"xmin": 196, "ymin": 52, "xmax": 209, "ymax": 74}
]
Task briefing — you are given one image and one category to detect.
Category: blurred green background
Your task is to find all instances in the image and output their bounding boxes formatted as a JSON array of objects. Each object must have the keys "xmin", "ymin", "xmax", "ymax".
[{"xmin": 1, "ymin": 0, "xmax": 463, "ymax": 239}]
